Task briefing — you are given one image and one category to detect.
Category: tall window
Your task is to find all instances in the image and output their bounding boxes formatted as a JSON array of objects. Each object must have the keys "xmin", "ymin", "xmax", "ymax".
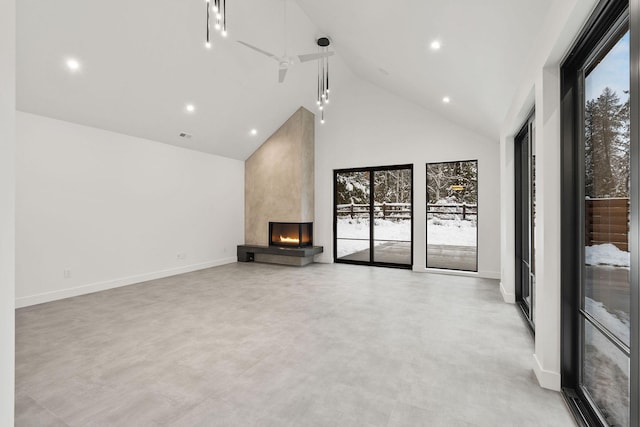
[
  {"xmin": 582, "ymin": 29, "xmax": 630, "ymax": 427},
  {"xmin": 334, "ymin": 165, "xmax": 413, "ymax": 268},
  {"xmin": 426, "ymin": 160, "xmax": 478, "ymax": 272},
  {"xmin": 515, "ymin": 114, "xmax": 536, "ymax": 329},
  {"xmin": 561, "ymin": 0, "xmax": 637, "ymax": 425}
]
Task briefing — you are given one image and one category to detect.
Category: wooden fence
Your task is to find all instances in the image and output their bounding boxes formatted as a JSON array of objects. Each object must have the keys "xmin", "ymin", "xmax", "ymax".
[
  {"xmin": 336, "ymin": 203, "xmax": 411, "ymax": 220},
  {"xmin": 336, "ymin": 202, "xmax": 478, "ymax": 221},
  {"xmin": 585, "ymin": 198, "xmax": 629, "ymax": 251},
  {"xmin": 427, "ymin": 203, "xmax": 477, "ymax": 221}
]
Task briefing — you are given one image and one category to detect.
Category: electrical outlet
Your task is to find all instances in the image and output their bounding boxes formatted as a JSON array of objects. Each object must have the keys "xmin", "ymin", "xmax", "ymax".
[{"xmin": 63, "ymin": 269, "xmax": 71, "ymax": 279}]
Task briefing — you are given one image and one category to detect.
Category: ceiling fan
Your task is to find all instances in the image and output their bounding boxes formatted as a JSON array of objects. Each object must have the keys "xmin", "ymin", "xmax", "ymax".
[{"xmin": 237, "ymin": 0, "xmax": 334, "ymax": 83}]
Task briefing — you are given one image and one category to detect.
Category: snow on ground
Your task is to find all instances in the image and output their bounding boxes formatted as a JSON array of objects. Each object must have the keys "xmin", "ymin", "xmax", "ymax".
[
  {"xmin": 337, "ymin": 218, "xmax": 410, "ymax": 241},
  {"xmin": 585, "ymin": 297, "xmax": 630, "ymax": 349},
  {"xmin": 584, "ymin": 297, "xmax": 630, "ymax": 426},
  {"xmin": 585, "ymin": 243, "xmax": 630, "ymax": 267},
  {"xmin": 336, "ymin": 218, "xmax": 476, "ymax": 257},
  {"xmin": 583, "ymin": 297, "xmax": 630, "ymax": 426},
  {"xmin": 427, "ymin": 218, "xmax": 476, "ymax": 246},
  {"xmin": 336, "ymin": 218, "xmax": 410, "ymax": 258}
]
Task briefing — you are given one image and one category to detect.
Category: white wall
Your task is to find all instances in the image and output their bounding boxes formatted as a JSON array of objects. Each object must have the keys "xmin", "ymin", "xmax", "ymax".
[
  {"xmin": 0, "ymin": 0, "xmax": 16, "ymax": 423},
  {"xmin": 16, "ymin": 112, "xmax": 244, "ymax": 307},
  {"xmin": 499, "ymin": 0, "xmax": 598, "ymax": 390},
  {"xmin": 314, "ymin": 76, "xmax": 501, "ymax": 278}
]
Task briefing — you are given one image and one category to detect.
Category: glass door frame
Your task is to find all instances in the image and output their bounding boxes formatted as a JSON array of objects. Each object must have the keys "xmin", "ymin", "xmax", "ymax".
[
  {"xmin": 515, "ymin": 112, "xmax": 536, "ymax": 332},
  {"xmin": 425, "ymin": 160, "xmax": 479, "ymax": 272},
  {"xmin": 333, "ymin": 164, "xmax": 414, "ymax": 269},
  {"xmin": 560, "ymin": 0, "xmax": 638, "ymax": 424}
]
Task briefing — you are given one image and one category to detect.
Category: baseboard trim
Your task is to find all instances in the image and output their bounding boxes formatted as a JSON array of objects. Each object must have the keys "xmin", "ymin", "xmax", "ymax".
[
  {"xmin": 413, "ymin": 266, "xmax": 500, "ymax": 280},
  {"xmin": 479, "ymin": 271, "xmax": 501, "ymax": 280},
  {"xmin": 533, "ymin": 353, "xmax": 561, "ymax": 391},
  {"xmin": 500, "ymin": 281, "xmax": 516, "ymax": 303},
  {"xmin": 15, "ymin": 257, "xmax": 237, "ymax": 308}
]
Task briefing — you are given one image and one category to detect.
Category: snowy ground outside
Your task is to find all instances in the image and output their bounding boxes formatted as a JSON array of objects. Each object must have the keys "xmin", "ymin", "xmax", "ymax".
[
  {"xmin": 426, "ymin": 218, "xmax": 476, "ymax": 246},
  {"xmin": 336, "ymin": 218, "xmax": 410, "ymax": 258},
  {"xmin": 584, "ymin": 297, "xmax": 630, "ymax": 426},
  {"xmin": 585, "ymin": 243, "xmax": 630, "ymax": 267},
  {"xmin": 582, "ymin": 247, "xmax": 631, "ymax": 425},
  {"xmin": 585, "ymin": 297, "xmax": 630, "ymax": 350},
  {"xmin": 336, "ymin": 218, "xmax": 476, "ymax": 258}
]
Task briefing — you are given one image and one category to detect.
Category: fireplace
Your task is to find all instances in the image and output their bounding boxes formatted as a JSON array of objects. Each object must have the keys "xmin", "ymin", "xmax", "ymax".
[{"xmin": 269, "ymin": 222, "xmax": 312, "ymax": 248}]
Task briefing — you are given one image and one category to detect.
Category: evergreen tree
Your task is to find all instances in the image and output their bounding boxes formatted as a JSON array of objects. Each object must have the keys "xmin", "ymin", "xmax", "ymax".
[{"xmin": 584, "ymin": 87, "xmax": 630, "ymax": 198}]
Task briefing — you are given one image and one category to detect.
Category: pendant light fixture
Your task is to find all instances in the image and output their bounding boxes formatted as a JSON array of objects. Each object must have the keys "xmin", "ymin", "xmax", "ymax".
[
  {"xmin": 205, "ymin": 0, "xmax": 227, "ymax": 48},
  {"xmin": 316, "ymin": 37, "xmax": 331, "ymax": 124}
]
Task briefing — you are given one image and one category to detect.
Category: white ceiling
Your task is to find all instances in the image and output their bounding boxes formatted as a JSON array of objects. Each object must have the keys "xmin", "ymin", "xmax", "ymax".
[{"xmin": 17, "ymin": 0, "xmax": 555, "ymax": 160}]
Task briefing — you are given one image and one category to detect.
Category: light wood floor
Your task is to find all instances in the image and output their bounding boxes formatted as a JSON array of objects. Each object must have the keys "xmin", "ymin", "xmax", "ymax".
[{"xmin": 16, "ymin": 262, "xmax": 575, "ymax": 426}]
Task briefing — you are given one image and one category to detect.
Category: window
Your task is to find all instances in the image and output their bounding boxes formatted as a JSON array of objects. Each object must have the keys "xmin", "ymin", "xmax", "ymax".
[
  {"xmin": 515, "ymin": 113, "xmax": 536, "ymax": 329},
  {"xmin": 426, "ymin": 160, "xmax": 478, "ymax": 272},
  {"xmin": 561, "ymin": 0, "xmax": 637, "ymax": 424}
]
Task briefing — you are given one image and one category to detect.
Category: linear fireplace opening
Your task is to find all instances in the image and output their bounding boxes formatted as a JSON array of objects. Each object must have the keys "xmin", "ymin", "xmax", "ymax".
[{"xmin": 269, "ymin": 222, "xmax": 312, "ymax": 248}]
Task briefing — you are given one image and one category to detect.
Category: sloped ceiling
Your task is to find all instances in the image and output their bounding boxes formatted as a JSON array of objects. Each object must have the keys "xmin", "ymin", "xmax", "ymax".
[{"xmin": 16, "ymin": 0, "xmax": 555, "ymax": 160}]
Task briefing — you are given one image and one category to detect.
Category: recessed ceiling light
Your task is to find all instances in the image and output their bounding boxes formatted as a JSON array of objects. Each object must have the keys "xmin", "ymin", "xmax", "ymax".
[
  {"xmin": 250, "ymin": 129, "xmax": 258, "ymax": 136},
  {"xmin": 430, "ymin": 41, "xmax": 441, "ymax": 50},
  {"xmin": 185, "ymin": 104, "xmax": 196, "ymax": 113},
  {"xmin": 66, "ymin": 58, "xmax": 81, "ymax": 72},
  {"xmin": 443, "ymin": 96, "xmax": 451, "ymax": 103}
]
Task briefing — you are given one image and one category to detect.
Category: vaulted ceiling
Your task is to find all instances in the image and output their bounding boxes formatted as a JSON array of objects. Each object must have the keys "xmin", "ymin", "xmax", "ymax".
[{"xmin": 17, "ymin": 0, "xmax": 555, "ymax": 160}]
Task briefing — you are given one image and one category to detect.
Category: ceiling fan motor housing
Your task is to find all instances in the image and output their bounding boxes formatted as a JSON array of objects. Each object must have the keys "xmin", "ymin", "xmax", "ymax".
[{"xmin": 317, "ymin": 37, "xmax": 331, "ymax": 47}]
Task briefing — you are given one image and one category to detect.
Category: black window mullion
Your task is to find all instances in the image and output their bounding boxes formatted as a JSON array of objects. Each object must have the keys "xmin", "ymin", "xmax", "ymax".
[
  {"xmin": 629, "ymin": 1, "xmax": 640, "ymax": 425},
  {"xmin": 369, "ymin": 170, "xmax": 375, "ymax": 264}
]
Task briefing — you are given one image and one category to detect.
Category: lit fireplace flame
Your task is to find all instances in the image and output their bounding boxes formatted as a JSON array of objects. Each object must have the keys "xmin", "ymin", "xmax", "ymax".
[{"xmin": 279, "ymin": 235, "xmax": 300, "ymax": 244}]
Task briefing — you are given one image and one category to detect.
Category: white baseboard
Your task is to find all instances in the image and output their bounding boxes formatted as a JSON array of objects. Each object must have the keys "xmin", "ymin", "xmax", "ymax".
[
  {"xmin": 500, "ymin": 281, "xmax": 516, "ymax": 303},
  {"xmin": 413, "ymin": 265, "xmax": 500, "ymax": 280},
  {"xmin": 15, "ymin": 257, "xmax": 237, "ymax": 308},
  {"xmin": 533, "ymin": 353, "xmax": 561, "ymax": 391},
  {"xmin": 479, "ymin": 270, "xmax": 501, "ymax": 280}
]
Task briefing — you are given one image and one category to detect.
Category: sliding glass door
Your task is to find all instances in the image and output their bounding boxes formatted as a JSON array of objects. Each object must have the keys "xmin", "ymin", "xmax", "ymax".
[
  {"xmin": 334, "ymin": 165, "xmax": 413, "ymax": 268},
  {"xmin": 561, "ymin": 0, "xmax": 637, "ymax": 424}
]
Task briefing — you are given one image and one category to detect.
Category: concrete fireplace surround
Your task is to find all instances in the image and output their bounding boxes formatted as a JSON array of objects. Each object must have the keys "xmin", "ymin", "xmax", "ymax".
[{"xmin": 241, "ymin": 107, "xmax": 322, "ymax": 265}]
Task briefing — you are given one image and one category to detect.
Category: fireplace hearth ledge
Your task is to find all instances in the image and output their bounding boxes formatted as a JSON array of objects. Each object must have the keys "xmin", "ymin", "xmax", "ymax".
[{"xmin": 237, "ymin": 245, "xmax": 324, "ymax": 267}]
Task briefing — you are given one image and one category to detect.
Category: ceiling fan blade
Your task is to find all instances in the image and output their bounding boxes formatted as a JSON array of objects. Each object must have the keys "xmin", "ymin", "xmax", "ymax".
[
  {"xmin": 237, "ymin": 41, "xmax": 279, "ymax": 61},
  {"xmin": 297, "ymin": 51, "xmax": 335, "ymax": 63},
  {"xmin": 278, "ymin": 67, "xmax": 288, "ymax": 83}
]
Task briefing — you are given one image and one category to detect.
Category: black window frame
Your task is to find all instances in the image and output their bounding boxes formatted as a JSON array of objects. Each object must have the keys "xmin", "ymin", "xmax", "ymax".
[
  {"xmin": 560, "ymin": 0, "xmax": 639, "ymax": 425},
  {"xmin": 333, "ymin": 164, "xmax": 414, "ymax": 270},
  {"xmin": 425, "ymin": 159, "xmax": 479, "ymax": 272},
  {"xmin": 514, "ymin": 112, "xmax": 536, "ymax": 333}
]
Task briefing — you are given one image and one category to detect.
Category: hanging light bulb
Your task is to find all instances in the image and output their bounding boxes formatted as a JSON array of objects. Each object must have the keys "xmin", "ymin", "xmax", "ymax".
[
  {"xmin": 205, "ymin": 0, "xmax": 228, "ymax": 45},
  {"xmin": 315, "ymin": 37, "xmax": 332, "ymax": 124}
]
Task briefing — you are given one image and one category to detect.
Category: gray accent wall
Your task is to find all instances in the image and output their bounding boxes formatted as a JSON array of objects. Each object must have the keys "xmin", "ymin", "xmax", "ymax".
[{"xmin": 245, "ymin": 107, "xmax": 315, "ymax": 246}]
